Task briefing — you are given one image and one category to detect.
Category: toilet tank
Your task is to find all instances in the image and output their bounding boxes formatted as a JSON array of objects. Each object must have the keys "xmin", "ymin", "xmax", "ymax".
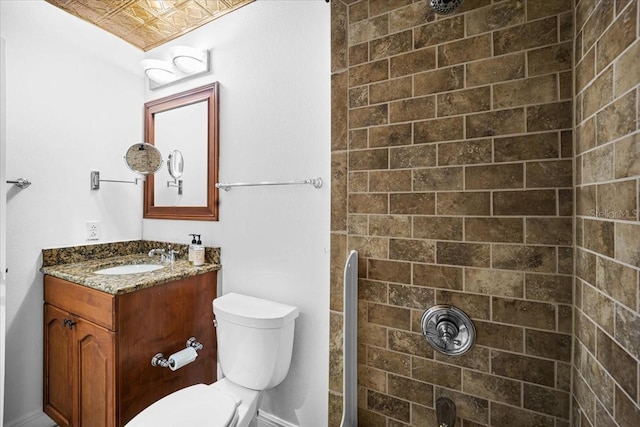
[{"xmin": 213, "ymin": 293, "xmax": 299, "ymax": 391}]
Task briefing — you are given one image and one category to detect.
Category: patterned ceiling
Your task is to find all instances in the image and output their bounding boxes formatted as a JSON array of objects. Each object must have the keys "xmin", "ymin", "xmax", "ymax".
[{"xmin": 45, "ymin": 0, "xmax": 255, "ymax": 51}]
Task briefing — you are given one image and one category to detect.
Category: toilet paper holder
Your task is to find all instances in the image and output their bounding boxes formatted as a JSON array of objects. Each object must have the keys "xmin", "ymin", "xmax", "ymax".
[{"xmin": 151, "ymin": 337, "xmax": 203, "ymax": 368}]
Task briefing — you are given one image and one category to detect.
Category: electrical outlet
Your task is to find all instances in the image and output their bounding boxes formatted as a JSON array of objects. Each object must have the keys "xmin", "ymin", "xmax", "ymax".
[{"xmin": 86, "ymin": 221, "xmax": 100, "ymax": 240}]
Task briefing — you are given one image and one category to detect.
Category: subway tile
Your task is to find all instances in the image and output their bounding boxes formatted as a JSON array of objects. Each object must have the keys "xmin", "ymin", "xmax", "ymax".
[
  {"xmin": 369, "ymin": 214, "xmax": 411, "ymax": 237},
  {"xmin": 349, "ymin": 129, "xmax": 368, "ymax": 150},
  {"xmin": 388, "ymin": 374, "xmax": 433, "ymax": 407},
  {"xmin": 583, "ymin": 66, "xmax": 614, "ymax": 118},
  {"xmin": 436, "ymin": 242, "xmax": 491, "ymax": 268},
  {"xmin": 347, "ymin": 214, "xmax": 368, "ymax": 235},
  {"xmin": 349, "ymin": 104, "xmax": 388, "ymax": 129},
  {"xmin": 465, "ymin": 267, "xmax": 524, "ymax": 298},
  {"xmin": 389, "ymin": 1, "xmax": 435, "ymax": 33},
  {"xmin": 436, "ymin": 290, "xmax": 491, "ymax": 320},
  {"xmin": 581, "ymin": 351, "xmax": 615, "ymax": 412},
  {"xmin": 576, "ymin": 309, "xmax": 597, "ymax": 357},
  {"xmin": 349, "ymin": 15, "xmax": 388, "ymax": 45},
  {"xmin": 474, "ymin": 320, "xmax": 523, "ymax": 353},
  {"xmin": 414, "ymin": 167, "xmax": 463, "ymax": 191},
  {"xmin": 597, "ymin": 255, "xmax": 638, "ymax": 312},
  {"xmin": 466, "ymin": 1, "xmax": 525, "ymax": 35},
  {"xmin": 413, "ymin": 216, "xmax": 463, "ymax": 241},
  {"xmin": 596, "ymin": 328, "xmax": 638, "ymax": 400},
  {"xmin": 388, "ymin": 329, "xmax": 433, "ymax": 357},
  {"xmin": 329, "ymin": 312, "xmax": 343, "ymax": 393},
  {"xmin": 358, "ymin": 278, "xmax": 388, "ymax": 304},
  {"xmin": 525, "ymin": 218, "xmax": 573, "ymax": 245},
  {"xmin": 368, "ymin": 259, "xmax": 411, "ymax": 284},
  {"xmin": 614, "ymin": 132, "xmax": 640, "ymax": 179},
  {"xmin": 369, "ymin": 77, "xmax": 411, "ymax": 105},
  {"xmin": 414, "ymin": 116, "xmax": 464, "ymax": 143},
  {"xmin": 390, "ymin": 192, "xmax": 435, "ymax": 215},
  {"xmin": 582, "ymin": 0, "xmax": 614, "ymax": 50},
  {"xmin": 331, "ymin": 72, "xmax": 348, "ymax": 151},
  {"xmin": 367, "ymin": 390, "xmax": 410, "ymax": 423},
  {"xmin": 583, "ymin": 218, "xmax": 615, "ymax": 258},
  {"xmin": 582, "ymin": 143, "xmax": 614, "ymax": 184},
  {"xmin": 348, "ymin": 148, "xmax": 388, "ymax": 170},
  {"xmin": 331, "ymin": 153, "xmax": 347, "ymax": 231},
  {"xmin": 370, "ymin": 30, "xmax": 412, "ymax": 61},
  {"xmin": 348, "ymin": 86, "xmax": 368, "ymax": 109},
  {"xmin": 614, "ymin": 304, "xmax": 640, "ymax": 361},
  {"xmin": 576, "ymin": 46, "xmax": 596, "ymax": 94},
  {"xmin": 463, "ymin": 370, "xmax": 521, "ymax": 406},
  {"xmin": 328, "ymin": 392, "xmax": 342, "ymax": 427},
  {"xmin": 527, "ymin": 0, "xmax": 572, "ymax": 20},
  {"xmin": 493, "ymin": 75, "xmax": 558, "ymax": 109},
  {"xmin": 348, "ymin": 171, "xmax": 367, "ymax": 192},
  {"xmin": 573, "ymin": 368, "xmax": 597, "ymax": 423},
  {"xmin": 358, "ymin": 364, "xmax": 386, "ymax": 393},
  {"xmin": 466, "ymin": 163, "xmax": 523, "ymax": 190},
  {"xmin": 369, "ymin": 124, "xmax": 411, "ymax": 148},
  {"xmin": 576, "ymin": 248, "xmax": 597, "ymax": 285},
  {"xmin": 414, "ymin": 65, "xmax": 465, "ymax": 96},
  {"xmin": 438, "ymin": 34, "xmax": 492, "ymax": 67},
  {"xmin": 525, "ymin": 273, "xmax": 573, "ymax": 304},
  {"xmin": 492, "ymin": 297, "xmax": 557, "ymax": 330},
  {"xmin": 390, "ymin": 96, "xmax": 436, "ymax": 123},
  {"xmin": 413, "ymin": 264, "xmax": 463, "ymax": 290},
  {"xmin": 414, "ymin": 15, "xmax": 465, "ymax": 48},
  {"xmin": 465, "ymin": 217, "xmax": 523, "ymax": 243},
  {"xmin": 491, "ymin": 350, "xmax": 555, "ymax": 387},
  {"xmin": 438, "ymin": 139, "xmax": 492, "ymax": 165},
  {"xmin": 369, "ymin": 170, "xmax": 412, "ymax": 192},
  {"xmin": 615, "ymin": 222, "xmax": 640, "ymax": 267},
  {"xmin": 494, "ymin": 132, "xmax": 560, "ymax": 162},
  {"xmin": 330, "ymin": 0, "xmax": 347, "ymax": 72},
  {"xmin": 493, "ymin": 244, "xmax": 557, "ymax": 273},
  {"xmin": 437, "ymin": 87, "xmax": 491, "ymax": 117},
  {"xmin": 466, "ymin": 53, "xmax": 526, "ymax": 87},
  {"xmin": 493, "ymin": 16, "xmax": 558, "ymax": 56},
  {"xmin": 614, "ymin": 39, "xmax": 640, "ymax": 96},
  {"xmin": 435, "ymin": 388, "xmax": 489, "ymax": 425},
  {"xmin": 491, "ymin": 402, "xmax": 554, "ymax": 427},
  {"xmin": 523, "ymin": 383, "xmax": 571, "ymax": 419},
  {"xmin": 527, "ymin": 101, "xmax": 573, "ymax": 132},
  {"xmin": 389, "ymin": 239, "xmax": 435, "ymax": 263},
  {"xmin": 438, "ymin": 192, "xmax": 491, "ymax": 216},
  {"xmin": 348, "ymin": 42, "xmax": 368, "ymax": 66},
  {"xmin": 389, "ymin": 284, "xmax": 435, "ymax": 310},
  {"xmin": 596, "ymin": 89, "xmax": 637, "ymax": 145},
  {"xmin": 525, "ymin": 329, "xmax": 572, "ymax": 362},
  {"xmin": 390, "ymin": 47, "xmax": 436, "ymax": 77},
  {"xmin": 576, "ymin": 116, "xmax": 597, "ymax": 155},
  {"xmin": 615, "ymin": 384, "xmax": 640, "ymax": 427},
  {"xmin": 413, "ymin": 357, "xmax": 462, "ymax": 390},
  {"xmin": 526, "ymin": 159, "xmax": 573, "ymax": 188},
  {"xmin": 434, "ymin": 345, "xmax": 490, "ymax": 372},
  {"xmin": 596, "ymin": 180, "xmax": 638, "ymax": 220},
  {"xmin": 466, "ymin": 108, "xmax": 525, "ymax": 138},
  {"xmin": 357, "ymin": 408, "xmax": 386, "ymax": 427},
  {"xmin": 368, "ymin": 302, "xmax": 411, "ymax": 330},
  {"xmin": 349, "ymin": 59, "xmax": 388, "ymax": 87},
  {"xmin": 493, "ymin": 190, "xmax": 557, "ymax": 216},
  {"xmin": 528, "ymin": 42, "xmax": 573, "ymax": 76}
]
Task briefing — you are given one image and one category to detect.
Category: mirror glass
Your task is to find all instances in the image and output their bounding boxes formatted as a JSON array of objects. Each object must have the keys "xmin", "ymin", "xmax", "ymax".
[
  {"xmin": 124, "ymin": 143, "xmax": 163, "ymax": 174},
  {"xmin": 167, "ymin": 150, "xmax": 184, "ymax": 179},
  {"xmin": 144, "ymin": 83, "xmax": 219, "ymax": 221}
]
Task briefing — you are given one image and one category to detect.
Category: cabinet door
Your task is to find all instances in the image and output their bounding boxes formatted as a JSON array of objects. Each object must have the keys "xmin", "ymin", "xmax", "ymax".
[
  {"xmin": 44, "ymin": 304, "xmax": 74, "ymax": 426},
  {"xmin": 73, "ymin": 318, "xmax": 116, "ymax": 427}
]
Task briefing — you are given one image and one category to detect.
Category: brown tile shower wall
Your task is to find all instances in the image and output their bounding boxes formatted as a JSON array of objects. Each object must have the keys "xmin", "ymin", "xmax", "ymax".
[
  {"xmin": 330, "ymin": 1, "xmax": 576, "ymax": 425},
  {"xmin": 573, "ymin": 0, "xmax": 640, "ymax": 427}
]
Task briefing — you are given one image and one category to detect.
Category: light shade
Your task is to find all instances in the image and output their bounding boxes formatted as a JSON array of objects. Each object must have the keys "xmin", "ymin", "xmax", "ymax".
[
  {"xmin": 170, "ymin": 46, "xmax": 207, "ymax": 74},
  {"xmin": 140, "ymin": 59, "xmax": 175, "ymax": 84}
]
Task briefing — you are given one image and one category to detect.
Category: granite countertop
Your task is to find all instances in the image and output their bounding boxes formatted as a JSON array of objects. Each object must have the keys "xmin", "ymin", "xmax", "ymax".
[{"xmin": 41, "ymin": 240, "xmax": 221, "ymax": 295}]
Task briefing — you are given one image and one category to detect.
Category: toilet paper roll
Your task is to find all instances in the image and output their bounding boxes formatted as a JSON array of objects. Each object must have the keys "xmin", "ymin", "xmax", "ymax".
[{"xmin": 168, "ymin": 347, "xmax": 198, "ymax": 371}]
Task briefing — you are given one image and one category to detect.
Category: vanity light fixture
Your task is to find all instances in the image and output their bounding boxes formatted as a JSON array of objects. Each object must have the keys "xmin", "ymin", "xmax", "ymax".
[
  {"xmin": 141, "ymin": 46, "xmax": 211, "ymax": 90},
  {"xmin": 141, "ymin": 59, "xmax": 175, "ymax": 84}
]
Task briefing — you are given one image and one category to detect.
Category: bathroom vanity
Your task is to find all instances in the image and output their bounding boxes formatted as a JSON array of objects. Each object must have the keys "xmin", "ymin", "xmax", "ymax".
[{"xmin": 41, "ymin": 241, "xmax": 220, "ymax": 427}]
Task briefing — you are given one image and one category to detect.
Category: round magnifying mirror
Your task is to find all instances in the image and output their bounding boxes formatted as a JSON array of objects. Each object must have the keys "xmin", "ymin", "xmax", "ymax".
[
  {"xmin": 167, "ymin": 150, "xmax": 184, "ymax": 180},
  {"xmin": 124, "ymin": 143, "xmax": 163, "ymax": 174}
]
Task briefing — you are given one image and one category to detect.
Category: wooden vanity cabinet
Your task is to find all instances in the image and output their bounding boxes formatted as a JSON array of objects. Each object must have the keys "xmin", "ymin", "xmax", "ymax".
[{"xmin": 44, "ymin": 271, "xmax": 217, "ymax": 427}]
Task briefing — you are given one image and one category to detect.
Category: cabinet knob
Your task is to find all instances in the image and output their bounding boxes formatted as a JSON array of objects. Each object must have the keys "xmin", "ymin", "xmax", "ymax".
[{"xmin": 63, "ymin": 318, "xmax": 77, "ymax": 329}]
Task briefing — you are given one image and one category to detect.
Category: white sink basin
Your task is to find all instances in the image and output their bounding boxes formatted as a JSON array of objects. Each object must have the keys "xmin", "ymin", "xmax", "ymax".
[{"xmin": 94, "ymin": 264, "xmax": 164, "ymax": 275}]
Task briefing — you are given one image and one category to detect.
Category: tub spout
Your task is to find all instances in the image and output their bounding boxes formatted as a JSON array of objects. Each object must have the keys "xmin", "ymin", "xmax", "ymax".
[{"xmin": 436, "ymin": 397, "xmax": 456, "ymax": 427}]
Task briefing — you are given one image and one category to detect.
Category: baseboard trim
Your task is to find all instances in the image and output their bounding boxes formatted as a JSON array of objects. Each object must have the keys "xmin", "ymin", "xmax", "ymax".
[
  {"xmin": 5, "ymin": 411, "xmax": 55, "ymax": 427},
  {"xmin": 257, "ymin": 411, "xmax": 298, "ymax": 427}
]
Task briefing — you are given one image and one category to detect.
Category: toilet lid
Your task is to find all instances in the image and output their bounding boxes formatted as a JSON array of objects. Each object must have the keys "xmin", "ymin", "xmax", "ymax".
[{"xmin": 126, "ymin": 384, "xmax": 239, "ymax": 427}]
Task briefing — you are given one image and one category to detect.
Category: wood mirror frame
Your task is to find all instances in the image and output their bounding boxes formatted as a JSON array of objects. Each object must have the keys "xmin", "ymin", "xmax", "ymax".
[{"xmin": 143, "ymin": 83, "xmax": 219, "ymax": 221}]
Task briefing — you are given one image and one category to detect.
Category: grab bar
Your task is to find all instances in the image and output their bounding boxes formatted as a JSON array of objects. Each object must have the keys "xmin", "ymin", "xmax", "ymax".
[{"xmin": 215, "ymin": 177, "xmax": 322, "ymax": 191}]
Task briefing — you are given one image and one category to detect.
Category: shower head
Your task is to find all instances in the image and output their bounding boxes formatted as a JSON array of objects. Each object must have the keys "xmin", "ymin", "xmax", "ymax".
[{"xmin": 429, "ymin": 0, "xmax": 464, "ymax": 15}]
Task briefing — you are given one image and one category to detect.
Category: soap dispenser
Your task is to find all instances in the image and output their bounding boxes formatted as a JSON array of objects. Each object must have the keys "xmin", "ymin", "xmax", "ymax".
[
  {"xmin": 188, "ymin": 234, "xmax": 197, "ymax": 265},
  {"xmin": 193, "ymin": 235, "xmax": 205, "ymax": 266}
]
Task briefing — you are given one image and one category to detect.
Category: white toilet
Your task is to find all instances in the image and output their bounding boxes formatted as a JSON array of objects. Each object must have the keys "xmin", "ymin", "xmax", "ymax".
[{"xmin": 126, "ymin": 292, "xmax": 299, "ymax": 427}]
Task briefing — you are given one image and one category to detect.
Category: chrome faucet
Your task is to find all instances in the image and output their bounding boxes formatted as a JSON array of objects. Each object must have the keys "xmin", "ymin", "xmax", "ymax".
[
  {"xmin": 148, "ymin": 247, "xmax": 180, "ymax": 264},
  {"xmin": 166, "ymin": 248, "xmax": 180, "ymax": 263},
  {"xmin": 148, "ymin": 248, "xmax": 167, "ymax": 262}
]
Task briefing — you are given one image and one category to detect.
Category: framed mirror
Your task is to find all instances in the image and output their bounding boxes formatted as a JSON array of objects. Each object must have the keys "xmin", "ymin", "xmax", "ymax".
[{"xmin": 143, "ymin": 83, "xmax": 219, "ymax": 221}]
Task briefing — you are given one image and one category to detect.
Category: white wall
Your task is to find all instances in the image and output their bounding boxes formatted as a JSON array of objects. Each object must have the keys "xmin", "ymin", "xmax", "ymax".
[
  {"xmin": 0, "ymin": 1, "xmax": 144, "ymax": 424},
  {"xmin": 142, "ymin": 2, "xmax": 331, "ymax": 425},
  {"xmin": 1, "ymin": 0, "xmax": 330, "ymax": 426}
]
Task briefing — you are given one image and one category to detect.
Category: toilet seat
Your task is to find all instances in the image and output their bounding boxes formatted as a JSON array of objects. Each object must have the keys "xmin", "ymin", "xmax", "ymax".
[{"xmin": 126, "ymin": 384, "xmax": 240, "ymax": 427}]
